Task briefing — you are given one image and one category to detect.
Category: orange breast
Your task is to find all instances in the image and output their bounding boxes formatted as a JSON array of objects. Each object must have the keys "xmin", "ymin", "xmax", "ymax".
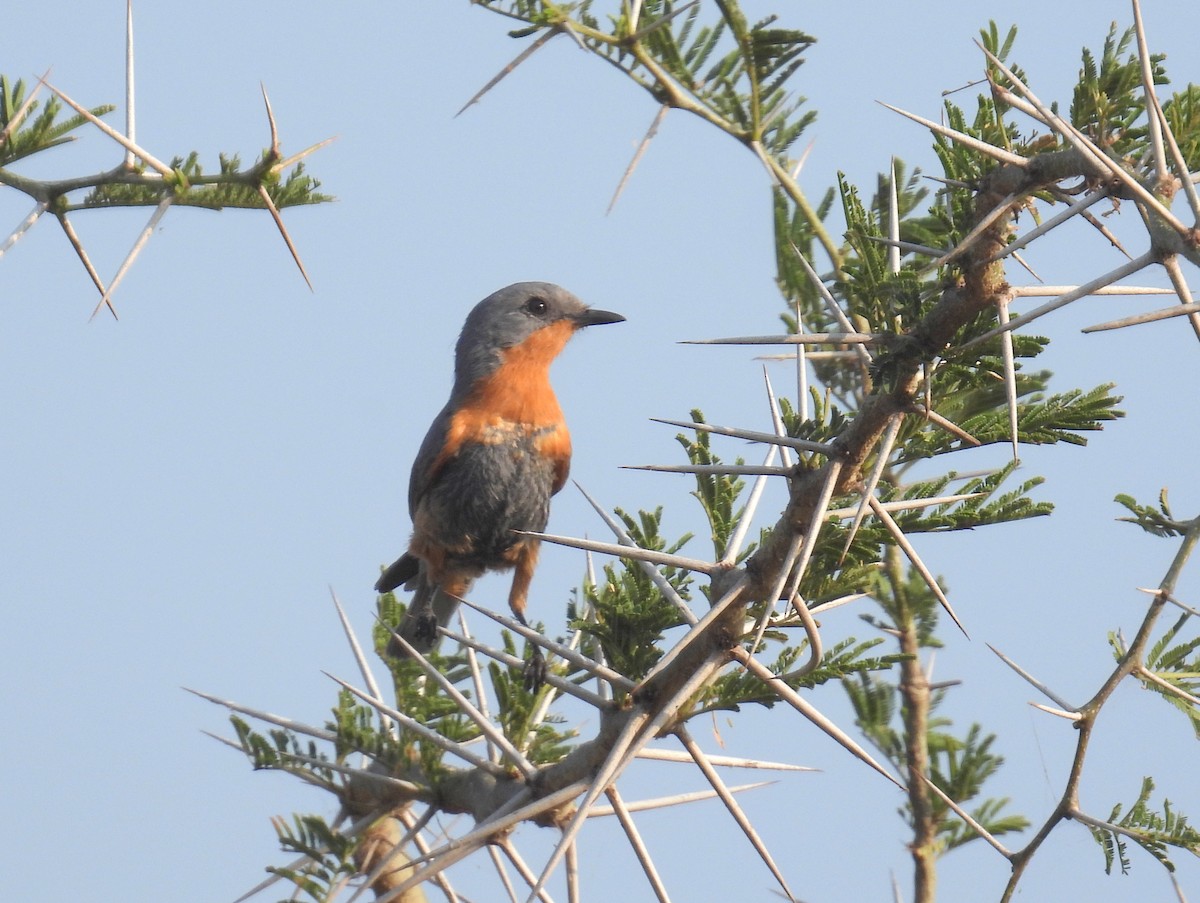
[{"xmin": 434, "ymin": 319, "xmax": 575, "ymax": 492}]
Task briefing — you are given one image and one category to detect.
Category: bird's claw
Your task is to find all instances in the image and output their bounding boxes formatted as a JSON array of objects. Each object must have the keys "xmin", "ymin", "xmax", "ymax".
[
  {"xmin": 523, "ymin": 648, "xmax": 547, "ymax": 692},
  {"xmin": 413, "ymin": 612, "xmax": 439, "ymax": 645},
  {"xmin": 386, "ymin": 612, "xmax": 439, "ymax": 658}
]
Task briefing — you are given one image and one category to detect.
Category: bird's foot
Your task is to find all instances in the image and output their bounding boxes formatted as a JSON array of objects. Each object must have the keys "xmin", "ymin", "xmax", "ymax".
[
  {"xmin": 413, "ymin": 612, "xmax": 439, "ymax": 645},
  {"xmin": 386, "ymin": 612, "xmax": 439, "ymax": 658},
  {"xmin": 522, "ymin": 647, "xmax": 547, "ymax": 692}
]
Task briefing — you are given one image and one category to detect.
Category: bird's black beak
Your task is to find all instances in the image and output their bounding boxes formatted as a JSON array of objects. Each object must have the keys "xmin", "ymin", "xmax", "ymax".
[{"xmin": 574, "ymin": 307, "xmax": 625, "ymax": 328}]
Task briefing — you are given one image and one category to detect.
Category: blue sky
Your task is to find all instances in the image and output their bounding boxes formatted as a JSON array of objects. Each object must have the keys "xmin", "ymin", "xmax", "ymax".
[{"xmin": 3, "ymin": 2, "xmax": 1198, "ymax": 901}]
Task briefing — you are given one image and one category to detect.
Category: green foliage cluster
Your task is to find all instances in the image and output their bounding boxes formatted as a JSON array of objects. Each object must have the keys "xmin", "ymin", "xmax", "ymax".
[
  {"xmin": 1091, "ymin": 777, "xmax": 1200, "ymax": 874},
  {"xmin": 1117, "ymin": 488, "xmax": 1190, "ymax": 537},
  {"xmin": 1113, "ymin": 612, "xmax": 1200, "ymax": 740},
  {"xmin": 489, "ymin": 632, "xmax": 578, "ymax": 763},
  {"xmin": 1070, "ymin": 24, "xmax": 1167, "ymax": 154},
  {"xmin": 83, "ymin": 151, "xmax": 329, "ymax": 210},
  {"xmin": 0, "ymin": 75, "xmax": 329, "ymax": 215},
  {"xmin": 675, "ymin": 410, "xmax": 746, "ymax": 559},
  {"xmin": 848, "ymin": 666, "xmax": 1031, "ymax": 853},
  {"xmin": 269, "ymin": 815, "xmax": 359, "ymax": 902},
  {"xmin": 1, "ymin": 76, "xmax": 112, "ymax": 167},
  {"xmin": 575, "ymin": 506, "xmax": 692, "ymax": 682}
]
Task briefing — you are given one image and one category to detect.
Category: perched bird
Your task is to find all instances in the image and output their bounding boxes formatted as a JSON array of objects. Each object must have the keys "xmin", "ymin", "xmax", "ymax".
[{"xmin": 376, "ymin": 282, "xmax": 624, "ymax": 686}]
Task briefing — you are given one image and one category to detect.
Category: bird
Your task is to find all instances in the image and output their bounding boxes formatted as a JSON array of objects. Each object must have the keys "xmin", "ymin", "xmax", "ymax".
[{"xmin": 375, "ymin": 282, "xmax": 624, "ymax": 688}]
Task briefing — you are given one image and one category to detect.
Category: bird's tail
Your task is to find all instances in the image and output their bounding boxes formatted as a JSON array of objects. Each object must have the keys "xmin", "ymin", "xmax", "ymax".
[{"xmin": 383, "ymin": 558, "xmax": 464, "ymax": 658}]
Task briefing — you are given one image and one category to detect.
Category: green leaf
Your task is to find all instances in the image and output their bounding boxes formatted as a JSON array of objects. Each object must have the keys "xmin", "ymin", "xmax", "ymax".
[
  {"xmin": 1091, "ymin": 777, "xmax": 1200, "ymax": 874},
  {"xmin": 1116, "ymin": 488, "xmax": 1188, "ymax": 537}
]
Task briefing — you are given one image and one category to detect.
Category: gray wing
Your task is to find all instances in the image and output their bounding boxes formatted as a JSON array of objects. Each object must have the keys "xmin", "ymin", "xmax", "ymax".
[{"xmin": 407, "ymin": 401, "xmax": 457, "ymax": 518}]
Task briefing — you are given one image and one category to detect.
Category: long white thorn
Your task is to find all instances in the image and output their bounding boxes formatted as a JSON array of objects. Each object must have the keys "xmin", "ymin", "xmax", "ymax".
[
  {"xmin": 915, "ymin": 771, "xmax": 1013, "ymax": 858},
  {"xmin": 457, "ymin": 27, "xmax": 558, "ymax": 116},
  {"xmin": 652, "ymin": 417, "xmax": 836, "ymax": 455},
  {"xmin": 721, "ymin": 445, "xmax": 778, "ymax": 567},
  {"xmin": 40, "ymin": 77, "xmax": 173, "ymax": 176},
  {"xmin": 89, "ymin": 194, "xmax": 173, "ymax": 321},
  {"xmin": 575, "ymin": 482, "xmax": 698, "ymax": 624},
  {"xmin": 255, "ymin": 182, "xmax": 314, "ymax": 292},
  {"xmin": 525, "ymin": 713, "xmax": 653, "ymax": 902},
  {"xmin": 278, "ymin": 751, "xmax": 419, "ymax": 794},
  {"xmin": 609, "ymin": 103, "xmax": 668, "ymax": 214},
  {"xmin": 1137, "ymin": 666, "xmax": 1200, "ymax": 707},
  {"xmin": 565, "ymin": 840, "xmax": 580, "ymax": 903},
  {"xmin": 830, "ymin": 493, "xmax": 984, "ymax": 519},
  {"xmin": 986, "ymin": 643, "xmax": 1078, "ymax": 712},
  {"xmin": 0, "ymin": 201, "xmax": 48, "ymax": 258},
  {"xmin": 1137, "ymin": 587, "xmax": 1200, "ymax": 617},
  {"xmin": 866, "ymin": 235, "xmax": 949, "ymax": 258},
  {"xmin": 387, "ymin": 630, "xmax": 537, "ymax": 780},
  {"xmin": 965, "ymin": 251, "xmax": 1157, "ymax": 348},
  {"xmin": 1082, "ymin": 301, "xmax": 1200, "ymax": 333},
  {"xmin": 868, "ymin": 497, "xmax": 969, "ymax": 637},
  {"xmin": 996, "ymin": 296, "xmax": 1020, "ymax": 461},
  {"xmin": 185, "ymin": 687, "xmax": 339, "ymax": 743},
  {"xmin": 626, "ymin": 463, "xmax": 791, "ymax": 477},
  {"xmin": 879, "ymin": 100, "xmax": 1028, "ymax": 167},
  {"xmin": 380, "ymin": 784, "xmax": 585, "ymax": 903},
  {"xmin": 324, "ymin": 671, "xmax": 505, "ymax": 775},
  {"xmin": 914, "ymin": 405, "xmax": 981, "ymax": 447},
  {"xmin": 529, "ymin": 651, "xmax": 733, "ymax": 903},
  {"xmin": 923, "ymin": 193, "xmax": 1018, "ymax": 272},
  {"xmin": 1131, "ymin": 0, "xmax": 1167, "ymax": 183},
  {"xmin": 763, "ymin": 366, "xmax": 794, "ymax": 468},
  {"xmin": 682, "ymin": 333, "xmax": 883, "ymax": 346},
  {"xmin": 523, "ymin": 529, "xmax": 717, "ymax": 575},
  {"xmin": 329, "ymin": 589, "xmax": 379, "ymax": 697},
  {"xmin": 455, "ymin": 610, "xmax": 498, "ymax": 763},
  {"xmin": 605, "ymin": 787, "xmax": 673, "ymax": 903},
  {"xmin": 732, "ymin": 648, "xmax": 904, "ymax": 789},
  {"xmin": 495, "ymin": 839, "xmax": 556, "ymax": 903},
  {"xmin": 808, "ymin": 591, "xmax": 871, "ymax": 615},
  {"xmin": 55, "ymin": 213, "xmax": 112, "ymax": 317},
  {"xmin": 1162, "ymin": 255, "xmax": 1200, "ymax": 341},
  {"xmin": 449, "ymin": 597, "xmax": 636, "ymax": 692},
  {"xmin": 794, "ymin": 301, "xmax": 809, "ymax": 421},
  {"xmin": 678, "ymin": 726, "xmax": 796, "ymax": 900},
  {"xmin": 592, "ymin": 781, "xmax": 776, "ymax": 815},
  {"xmin": 841, "ymin": 414, "xmax": 902, "ymax": 563},
  {"xmin": 789, "ymin": 242, "xmax": 875, "ymax": 366},
  {"xmin": 990, "ymin": 187, "xmax": 1110, "ymax": 262},
  {"xmin": 442, "ymin": 624, "xmax": 613, "ymax": 707},
  {"xmin": 748, "ymin": 529, "xmax": 806, "ymax": 656},
  {"xmin": 635, "ymin": 747, "xmax": 818, "ymax": 771},
  {"xmin": 1010, "ymin": 284, "xmax": 1173, "ymax": 298},
  {"xmin": 124, "ymin": 0, "xmax": 136, "ymax": 167},
  {"xmin": 0, "ymin": 71, "xmax": 47, "ymax": 147},
  {"xmin": 328, "ymin": 588, "xmax": 389, "ymax": 735},
  {"xmin": 485, "ymin": 844, "xmax": 521, "ymax": 903}
]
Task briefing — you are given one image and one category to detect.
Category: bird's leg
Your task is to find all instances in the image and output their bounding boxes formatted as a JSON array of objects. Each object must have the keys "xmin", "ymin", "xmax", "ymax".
[{"xmin": 509, "ymin": 543, "xmax": 547, "ymax": 691}]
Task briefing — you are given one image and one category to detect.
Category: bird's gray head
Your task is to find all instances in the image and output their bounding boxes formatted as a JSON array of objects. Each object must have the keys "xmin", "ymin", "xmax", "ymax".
[{"xmin": 453, "ymin": 282, "xmax": 624, "ymax": 390}]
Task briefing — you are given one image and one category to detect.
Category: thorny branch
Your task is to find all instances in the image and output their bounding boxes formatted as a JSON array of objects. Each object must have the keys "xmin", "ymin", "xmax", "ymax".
[
  {"xmin": 0, "ymin": 13, "xmax": 330, "ymax": 316},
  {"xmin": 35, "ymin": 2, "xmax": 1187, "ymax": 901}
]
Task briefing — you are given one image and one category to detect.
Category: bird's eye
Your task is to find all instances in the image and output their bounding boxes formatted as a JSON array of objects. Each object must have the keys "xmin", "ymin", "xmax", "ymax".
[{"xmin": 524, "ymin": 297, "xmax": 549, "ymax": 316}]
